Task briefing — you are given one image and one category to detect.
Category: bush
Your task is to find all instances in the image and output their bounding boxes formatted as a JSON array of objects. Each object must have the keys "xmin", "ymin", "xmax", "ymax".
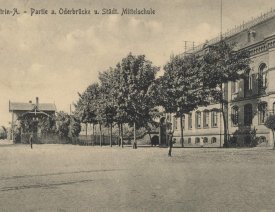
[{"xmin": 226, "ymin": 128, "xmax": 258, "ymax": 147}]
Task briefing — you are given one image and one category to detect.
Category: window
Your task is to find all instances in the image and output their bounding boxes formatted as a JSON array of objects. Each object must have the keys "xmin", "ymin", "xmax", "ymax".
[
  {"xmin": 231, "ymin": 81, "xmax": 238, "ymax": 93},
  {"xmin": 259, "ymin": 63, "xmax": 267, "ymax": 93},
  {"xmin": 196, "ymin": 111, "xmax": 201, "ymax": 128},
  {"xmin": 273, "ymin": 102, "xmax": 275, "ymax": 114},
  {"xmin": 188, "ymin": 138, "xmax": 191, "ymax": 144},
  {"xmin": 203, "ymin": 110, "xmax": 210, "ymax": 128},
  {"xmin": 244, "ymin": 71, "xmax": 252, "ymax": 97},
  {"xmin": 258, "ymin": 102, "xmax": 268, "ymax": 124},
  {"xmin": 211, "ymin": 110, "xmax": 218, "ymax": 127},
  {"xmin": 211, "ymin": 137, "xmax": 217, "ymax": 144},
  {"xmin": 249, "ymin": 75, "xmax": 253, "ymax": 90},
  {"xmin": 258, "ymin": 136, "xmax": 266, "ymax": 144},
  {"xmin": 231, "ymin": 106, "xmax": 239, "ymax": 126},
  {"xmin": 188, "ymin": 113, "xmax": 192, "ymax": 129},
  {"xmin": 203, "ymin": 137, "xmax": 208, "ymax": 143},
  {"xmin": 248, "ymin": 30, "xmax": 256, "ymax": 42},
  {"xmin": 181, "ymin": 115, "xmax": 185, "ymax": 130},
  {"xmin": 195, "ymin": 137, "xmax": 200, "ymax": 144},
  {"xmin": 244, "ymin": 104, "xmax": 253, "ymax": 126},
  {"xmin": 173, "ymin": 116, "xmax": 178, "ymax": 130}
]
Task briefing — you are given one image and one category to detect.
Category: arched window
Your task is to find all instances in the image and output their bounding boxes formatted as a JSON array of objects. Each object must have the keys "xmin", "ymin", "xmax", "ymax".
[
  {"xmin": 211, "ymin": 137, "xmax": 217, "ymax": 144},
  {"xmin": 203, "ymin": 137, "xmax": 208, "ymax": 143},
  {"xmin": 258, "ymin": 136, "xmax": 266, "ymax": 144},
  {"xmin": 196, "ymin": 111, "xmax": 201, "ymax": 128},
  {"xmin": 195, "ymin": 137, "xmax": 200, "ymax": 144},
  {"xmin": 231, "ymin": 106, "xmax": 239, "ymax": 126},
  {"xmin": 203, "ymin": 110, "xmax": 210, "ymax": 128},
  {"xmin": 258, "ymin": 63, "xmax": 267, "ymax": 93},
  {"xmin": 258, "ymin": 102, "xmax": 268, "ymax": 124},
  {"xmin": 244, "ymin": 104, "xmax": 253, "ymax": 126}
]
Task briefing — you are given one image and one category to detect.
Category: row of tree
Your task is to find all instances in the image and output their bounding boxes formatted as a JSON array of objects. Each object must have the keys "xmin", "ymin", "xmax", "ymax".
[{"xmin": 74, "ymin": 41, "xmax": 251, "ymax": 147}]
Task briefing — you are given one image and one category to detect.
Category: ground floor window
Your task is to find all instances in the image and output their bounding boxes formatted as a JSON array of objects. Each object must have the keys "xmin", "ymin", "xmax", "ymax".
[
  {"xmin": 258, "ymin": 136, "xmax": 266, "ymax": 144},
  {"xmin": 211, "ymin": 137, "xmax": 217, "ymax": 144},
  {"xmin": 195, "ymin": 137, "xmax": 200, "ymax": 144}
]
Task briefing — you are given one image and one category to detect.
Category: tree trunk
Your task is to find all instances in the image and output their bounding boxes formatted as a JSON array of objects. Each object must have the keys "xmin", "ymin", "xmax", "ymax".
[
  {"xmin": 148, "ymin": 132, "xmax": 152, "ymax": 146},
  {"xmin": 85, "ymin": 123, "xmax": 88, "ymax": 145},
  {"xmin": 92, "ymin": 124, "xmax": 95, "ymax": 146},
  {"xmin": 220, "ymin": 84, "xmax": 228, "ymax": 147},
  {"xmin": 133, "ymin": 122, "xmax": 137, "ymax": 149},
  {"xmin": 273, "ymin": 130, "xmax": 275, "ymax": 150},
  {"xmin": 121, "ymin": 123, "xmax": 124, "ymax": 148},
  {"xmin": 99, "ymin": 123, "xmax": 102, "ymax": 147},
  {"xmin": 180, "ymin": 115, "xmax": 184, "ymax": 147},
  {"xmin": 110, "ymin": 123, "xmax": 113, "ymax": 147},
  {"xmin": 118, "ymin": 123, "xmax": 121, "ymax": 146}
]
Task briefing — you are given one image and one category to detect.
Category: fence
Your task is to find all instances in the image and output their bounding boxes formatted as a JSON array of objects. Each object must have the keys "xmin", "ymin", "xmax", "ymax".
[
  {"xmin": 20, "ymin": 132, "xmax": 70, "ymax": 144},
  {"xmin": 77, "ymin": 134, "xmax": 131, "ymax": 146}
]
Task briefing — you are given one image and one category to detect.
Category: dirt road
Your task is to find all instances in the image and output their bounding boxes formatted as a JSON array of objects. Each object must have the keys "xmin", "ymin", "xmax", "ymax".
[{"xmin": 0, "ymin": 143, "xmax": 275, "ymax": 211}]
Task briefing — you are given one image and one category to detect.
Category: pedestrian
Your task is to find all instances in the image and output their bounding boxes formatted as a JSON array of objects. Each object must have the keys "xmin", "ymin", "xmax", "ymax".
[
  {"xmin": 168, "ymin": 131, "xmax": 175, "ymax": 157},
  {"xmin": 29, "ymin": 134, "xmax": 33, "ymax": 149}
]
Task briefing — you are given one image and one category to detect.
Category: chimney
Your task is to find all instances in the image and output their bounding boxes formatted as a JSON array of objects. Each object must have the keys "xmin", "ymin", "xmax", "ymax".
[{"xmin": 36, "ymin": 97, "xmax": 39, "ymax": 110}]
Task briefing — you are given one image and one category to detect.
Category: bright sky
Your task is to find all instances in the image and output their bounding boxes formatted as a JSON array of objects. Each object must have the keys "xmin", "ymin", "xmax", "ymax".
[{"xmin": 1, "ymin": 0, "xmax": 275, "ymax": 127}]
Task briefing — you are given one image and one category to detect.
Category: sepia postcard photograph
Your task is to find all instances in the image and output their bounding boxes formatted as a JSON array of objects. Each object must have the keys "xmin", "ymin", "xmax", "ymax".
[{"xmin": 1, "ymin": 0, "xmax": 275, "ymax": 211}]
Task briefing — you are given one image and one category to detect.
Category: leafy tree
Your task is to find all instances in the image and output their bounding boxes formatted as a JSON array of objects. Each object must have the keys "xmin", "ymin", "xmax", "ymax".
[
  {"xmin": 201, "ymin": 40, "xmax": 250, "ymax": 145},
  {"xmin": 69, "ymin": 116, "xmax": 81, "ymax": 137},
  {"xmin": 75, "ymin": 83, "xmax": 100, "ymax": 142},
  {"xmin": 112, "ymin": 53, "xmax": 159, "ymax": 148},
  {"xmin": 55, "ymin": 111, "xmax": 71, "ymax": 138},
  {"xmin": 56, "ymin": 111, "xmax": 81, "ymax": 141},
  {"xmin": 156, "ymin": 54, "xmax": 208, "ymax": 147},
  {"xmin": 0, "ymin": 126, "xmax": 7, "ymax": 139},
  {"xmin": 38, "ymin": 116, "xmax": 56, "ymax": 134},
  {"xmin": 98, "ymin": 69, "xmax": 118, "ymax": 147},
  {"xmin": 265, "ymin": 115, "xmax": 275, "ymax": 149}
]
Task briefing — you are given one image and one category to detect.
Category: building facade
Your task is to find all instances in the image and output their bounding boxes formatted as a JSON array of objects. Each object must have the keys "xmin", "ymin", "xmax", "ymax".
[
  {"xmin": 9, "ymin": 97, "xmax": 56, "ymax": 142},
  {"xmin": 171, "ymin": 10, "xmax": 275, "ymax": 147}
]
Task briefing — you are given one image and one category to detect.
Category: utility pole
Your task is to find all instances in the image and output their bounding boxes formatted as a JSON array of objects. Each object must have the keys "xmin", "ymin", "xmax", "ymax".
[
  {"xmin": 220, "ymin": 0, "xmax": 223, "ymax": 146},
  {"xmin": 220, "ymin": 0, "xmax": 223, "ymax": 41}
]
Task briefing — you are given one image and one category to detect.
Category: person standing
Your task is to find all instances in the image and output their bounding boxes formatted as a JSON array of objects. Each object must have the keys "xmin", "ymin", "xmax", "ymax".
[
  {"xmin": 168, "ymin": 131, "xmax": 175, "ymax": 157},
  {"xmin": 29, "ymin": 134, "xmax": 33, "ymax": 149}
]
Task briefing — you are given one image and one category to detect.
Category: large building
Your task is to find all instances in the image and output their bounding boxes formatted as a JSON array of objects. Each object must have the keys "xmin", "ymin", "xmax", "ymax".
[{"xmin": 171, "ymin": 10, "xmax": 275, "ymax": 147}]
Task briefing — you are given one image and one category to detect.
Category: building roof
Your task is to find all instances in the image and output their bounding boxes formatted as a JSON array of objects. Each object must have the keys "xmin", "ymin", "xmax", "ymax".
[
  {"xmin": 184, "ymin": 9, "xmax": 275, "ymax": 54},
  {"xmin": 9, "ymin": 102, "xmax": 56, "ymax": 112}
]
